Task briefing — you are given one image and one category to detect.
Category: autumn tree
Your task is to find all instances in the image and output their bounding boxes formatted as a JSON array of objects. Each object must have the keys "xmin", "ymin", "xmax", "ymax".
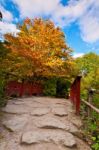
[
  {"xmin": 5, "ymin": 18, "xmax": 75, "ymax": 78},
  {"xmin": 0, "ymin": 40, "xmax": 36, "ymax": 106},
  {"xmin": 0, "ymin": 41, "xmax": 33, "ymax": 81}
]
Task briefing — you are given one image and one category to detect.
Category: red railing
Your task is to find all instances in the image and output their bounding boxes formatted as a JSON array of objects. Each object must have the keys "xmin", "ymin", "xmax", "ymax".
[
  {"xmin": 5, "ymin": 81, "xmax": 43, "ymax": 97},
  {"xmin": 70, "ymin": 75, "xmax": 82, "ymax": 114}
]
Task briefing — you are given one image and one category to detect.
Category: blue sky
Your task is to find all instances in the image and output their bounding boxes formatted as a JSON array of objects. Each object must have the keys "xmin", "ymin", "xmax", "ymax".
[{"xmin": 0, "ymin": 0, "xmax": 99, "ymax": 57}]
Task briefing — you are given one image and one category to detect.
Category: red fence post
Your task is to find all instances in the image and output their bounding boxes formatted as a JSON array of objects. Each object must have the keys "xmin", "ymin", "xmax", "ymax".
[
  {"xmin": 70, "ymin": 75, "xmax": 82, "ymax": 115},
  {"xmin": 75, "ymin": 76, "xmax": 82, "ymax": 114}
]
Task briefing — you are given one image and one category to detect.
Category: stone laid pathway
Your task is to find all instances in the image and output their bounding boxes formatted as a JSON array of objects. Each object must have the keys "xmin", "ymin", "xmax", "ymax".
[{"xmin": 0, "ymin": 97, "xmax": 91, "ymax": 150}]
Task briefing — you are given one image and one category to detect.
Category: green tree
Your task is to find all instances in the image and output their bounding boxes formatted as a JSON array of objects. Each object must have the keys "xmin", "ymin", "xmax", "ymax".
[
  {"xmin": 75, "ymin": 52, "xmax": 99, "ymax": 149},
  {"xmin": 0, "ymin": 42, "xmax": 10, "ymax": 106},
  {"xmin": 75, "ymin": 52, "xmax": 99, "ymax": 92}
]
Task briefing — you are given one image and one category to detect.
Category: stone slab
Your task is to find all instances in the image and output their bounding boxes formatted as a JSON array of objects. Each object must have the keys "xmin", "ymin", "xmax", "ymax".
[
  {"xmin": 3, "ymin": 115, "xmax": 28, "ymax": 132},
  {"xmin": 34, "ymin": 116, "xmax": 69, "ymax": 130},
  {"xmin": 52, "ymin": 107, "xmax": 68, "ymax": 116},
  {"xmin": 21, "ymin": 130, "xmax": 76, "ymax": 147},
  {"xmin": 30, "ymin": 108, "xmax": 50, "ymax": 116},
  {"xmin": 2, "ymin": 105, "xmax": 29, "ymax": 114}
]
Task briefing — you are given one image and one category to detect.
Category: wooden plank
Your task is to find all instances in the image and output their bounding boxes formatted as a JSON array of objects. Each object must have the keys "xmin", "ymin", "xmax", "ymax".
[{"xmin": 82, "ymin": 99, "xmax": 99, "ymax": 114}]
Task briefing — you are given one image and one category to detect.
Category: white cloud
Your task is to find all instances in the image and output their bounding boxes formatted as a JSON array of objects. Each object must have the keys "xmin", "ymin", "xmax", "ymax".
[
  {"xmin": 11, "ymin": 0, "xmax": 99, "ymax": 43},
  {"xmin": 12, "ymin": 0, "xmax": 92, "ymax": 26},
  {"xmin": 0, "ymin": 4, "xmax": 13, "ymax": 22},
  {"xmin": 0, "ymin": 5, "xmax": 19, "ymax": 38},
  {"xmin": 0, "ymin": 22, "xmax": 19, "ymax": 36},
  {"xmin": 1, "ymin": 0, "xmax": 99, "ymax": 44},
  {"xmin": 79, "ymin": 15, "xmax": 99, "ymax": 43},
  {"xmin": 52, "ymin": 0, "xmax": 93, "ymax": 26},
  {"xmin": 79, "ymin": 1, "xmax": 99, "ymax": 43},
  {"xmin": 12, "ymin": 0, "xmax": 60, "ymax": 18},
  {"xmin": 73, "ymin": 53, "xmax": 84, "ymax": 58}
]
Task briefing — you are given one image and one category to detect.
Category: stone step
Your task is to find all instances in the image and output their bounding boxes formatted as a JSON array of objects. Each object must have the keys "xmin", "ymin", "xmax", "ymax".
[{"xmin": 21, "ymin": 130, "xmax": 76, "ymax": 148}]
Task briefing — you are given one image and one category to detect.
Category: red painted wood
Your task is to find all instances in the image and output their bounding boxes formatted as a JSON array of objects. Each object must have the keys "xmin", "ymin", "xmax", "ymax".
[
  {"xmin": 19, "ymin": 82, "xmax": 24, "ymax": 97},
  {"xmin": 75, "ymin": 77, "xmax": 81, "ymax": 114},
  {"xmin": 70, "ymin": 76, "xmax": 82, "ymax": 114},
  {"xmin": 5, "ymin": 81, "xmax": 43, "ymax": 97},
  {"xmin": 6, "ymin": 81, "xmax": 21, "ymax": 97}
]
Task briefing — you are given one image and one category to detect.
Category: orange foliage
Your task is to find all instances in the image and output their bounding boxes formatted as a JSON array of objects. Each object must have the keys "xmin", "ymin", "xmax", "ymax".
[{"xmin": 5, "ymin": 18, "xmax": 74, "ymax": 77}]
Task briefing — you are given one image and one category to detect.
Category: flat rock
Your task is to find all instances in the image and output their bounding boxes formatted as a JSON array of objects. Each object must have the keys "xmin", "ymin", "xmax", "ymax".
[
  {"xmin": 21, "ymin": 130, "xmax": 76, "ymax": 147},
  {"xmin": 63, "ymin": 120, "xmax": 78, "ymax": 134},
  {"xmin": 69, "ymin": 124, "xmax": 78, "ymax": 134},
  {"xmin": 34, "ymin": 116, "xmax": 69, "ymax": 130},
  {"xmin": 20, "ymin": 143, "xmax": 72, "ymax": 150},
  {"xmin": 12, "ymin": 101, "xmax": 26, "ymax": 105},
  {"xmin": 52, "ymin": 107, "xmax": 68, "ymax": 116},
  {"xmin": 3, "ymin": 115, "xmax": 28, "ymax": 132},
  {"xmin": 2, "ymin": 105, "xmax": 29, "ymax": 114},
  {"xmin": 34, "ymin": 116, "xmax": 78, "ymax": 134},
  {"xmin": 30, "ymin": 108, "xmax": 50, "ymax": 116}
]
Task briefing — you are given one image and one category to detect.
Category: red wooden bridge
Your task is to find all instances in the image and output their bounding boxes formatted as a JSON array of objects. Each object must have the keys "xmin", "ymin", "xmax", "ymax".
[
  {"xmin": 5, "ymin": 81, "xmax": 43, "ymax": 97},
  {"xmin": 70, "ymin": 75, "xmax": 82, "ymax": 114},
  {"xmin": 1, "ymin": 77, "xmax": 94, "ymax": 150},
  {"xmin": 5, "ymin": 76, "xmax": 82, "ymax": 114}
]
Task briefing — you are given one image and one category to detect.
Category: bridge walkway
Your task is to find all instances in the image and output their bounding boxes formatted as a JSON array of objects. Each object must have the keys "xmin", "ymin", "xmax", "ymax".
[{"xmin": 0, "ymin": 97, "xmax": 91, "ymax": 150}]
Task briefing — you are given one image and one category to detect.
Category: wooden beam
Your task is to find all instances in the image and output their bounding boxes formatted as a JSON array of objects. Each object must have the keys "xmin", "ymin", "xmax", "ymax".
[{"xmin": 82, "ymin": 99, "xmax": 99, "ymax": 114}]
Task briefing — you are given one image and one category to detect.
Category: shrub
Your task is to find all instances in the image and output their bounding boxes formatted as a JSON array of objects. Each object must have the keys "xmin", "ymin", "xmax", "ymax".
[{"xmin": 43, "ymin": 78, "xmax": 57, "ymax": 96}]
